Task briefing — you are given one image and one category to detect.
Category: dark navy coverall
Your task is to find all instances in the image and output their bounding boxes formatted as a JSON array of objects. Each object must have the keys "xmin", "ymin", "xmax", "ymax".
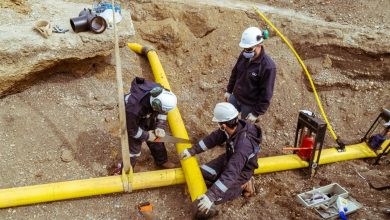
[
  {"xmin": 125, "ymin": 77, "xmax": 168, "ymax": 167},
  {"xmin": 227, "ymin": 46, "xmax": 276, "ymax": 117},
  {"xmin": 188, "ymin": 120, "xmax": 262, "ymax": 204}
]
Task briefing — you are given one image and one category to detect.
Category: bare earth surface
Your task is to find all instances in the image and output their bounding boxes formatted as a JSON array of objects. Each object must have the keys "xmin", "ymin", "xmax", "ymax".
[{"xmin": 0, "ymin": 0, "xmax": 389, "ymax": 219}]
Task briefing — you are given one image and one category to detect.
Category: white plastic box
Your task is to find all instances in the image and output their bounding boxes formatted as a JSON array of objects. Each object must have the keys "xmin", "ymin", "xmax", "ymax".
[
  {"xmin": 297, "ymin": 183, "xmax": 349, "ymax": 207},
  {"xmin": 297, "ymin": 183, "xmax": 362, "ymax": 219}
]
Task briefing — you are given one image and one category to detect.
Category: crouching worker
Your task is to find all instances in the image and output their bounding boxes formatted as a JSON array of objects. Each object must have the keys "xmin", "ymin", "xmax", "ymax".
[
  {"xmin": 180, "ymin": 102, "xmax": 262, "ymax": 218},
  {"xmin": 368, "ymin": 121, "xmax": 390, "ymax": 151},
  {"xmin": 114, "ymin": 77, "xmax": 177, "ymax": 173}
]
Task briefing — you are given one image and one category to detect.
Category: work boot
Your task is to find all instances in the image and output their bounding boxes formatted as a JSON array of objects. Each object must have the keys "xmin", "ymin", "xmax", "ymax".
[
  {"xmin": 241, "ymin": 177, "xmax": 256, "ymax": 198},
  {"xmin": 158, "ymin": 161, "xmax": 176, "ymax": 169},
  {"xmin": 110, "ymin": 162, "xmax": 122, "ymax": 176}
]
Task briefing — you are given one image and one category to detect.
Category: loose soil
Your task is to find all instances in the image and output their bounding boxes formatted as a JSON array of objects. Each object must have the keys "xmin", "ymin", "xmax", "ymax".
[{"xmin": 0, "ymin": 0, "xmax": 389, "ymax": 219}]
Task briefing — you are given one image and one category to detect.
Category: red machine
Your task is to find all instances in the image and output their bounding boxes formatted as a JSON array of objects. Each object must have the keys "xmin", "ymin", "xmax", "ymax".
[
  {"xmin": 297, "ymin": 134, "xmax": 314, "ymax": 161},
  {"xmin": 293, "ymin": 111, "xmax": 326, "ymax": 177}
]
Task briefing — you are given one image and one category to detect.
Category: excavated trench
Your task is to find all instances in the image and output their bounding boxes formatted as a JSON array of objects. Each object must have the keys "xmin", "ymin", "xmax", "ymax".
[
  {"xmin": 295, "ymin": 44, "xmax": 389, "ymax": 93},
  {"xmin": 0, "ymin": 56, "xmax": 107, "ymax": 97},
  {"xmin": 0, "ymin": 0, "xmax": 389, "ymax": 219},
  {"xmin": 295, "ymin": 44, "xmax": 389, "ymax": 79}
]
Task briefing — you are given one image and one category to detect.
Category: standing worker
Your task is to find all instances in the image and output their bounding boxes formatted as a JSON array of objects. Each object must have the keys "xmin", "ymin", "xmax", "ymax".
[
  {"xmin": 224, "ymin": 26, "xmax": 276, "ymax": 123},
  {"xmin": 180, "ymin": 102, "xmax": 262, "ymax": 218},
  {"xmin": 115, "ymin": 77, "xmax": 177, "ymax": 172}
]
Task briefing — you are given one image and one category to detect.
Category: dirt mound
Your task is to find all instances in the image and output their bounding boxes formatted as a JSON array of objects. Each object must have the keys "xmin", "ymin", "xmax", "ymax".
[
  {"xmin": 0, "ymin": 0, "xmax": 135, "ymax": 97},
  {"xmin": 0, "ymin": 0, "xmax": 30, "ymax": 14}
]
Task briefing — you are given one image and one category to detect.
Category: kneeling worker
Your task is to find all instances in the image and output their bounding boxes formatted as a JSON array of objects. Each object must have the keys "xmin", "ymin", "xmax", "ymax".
[{"xmin": 180, "ymin": 102, "xmax": 262, "ymax": 217}]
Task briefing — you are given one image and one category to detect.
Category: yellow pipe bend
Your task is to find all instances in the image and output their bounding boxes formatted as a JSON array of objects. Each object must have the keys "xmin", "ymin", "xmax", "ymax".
[{"xmin": 127, "ymin": 43, "xmax": 207, "ymax": 201}]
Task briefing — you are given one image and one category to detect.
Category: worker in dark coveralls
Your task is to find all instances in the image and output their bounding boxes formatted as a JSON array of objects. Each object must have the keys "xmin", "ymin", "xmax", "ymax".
[
  {"xmin": 224, "ymin": 26, "xmax": 276, "ymax": 123},
  {"xmin": 124, "ymin": 77, "xmax": 177, "ymax": 169},
  {"xmin": 180, "ymin": 102, "xmax": 262, "ymax": 218}
]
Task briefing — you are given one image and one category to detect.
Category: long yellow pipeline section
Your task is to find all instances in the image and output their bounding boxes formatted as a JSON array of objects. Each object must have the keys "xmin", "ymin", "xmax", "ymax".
[
  {"xmin": 0, "ymin": 169, "xmax": 185, "ymax": 208},
  {"xmin": 255, "ymin": 142, "xmax": 384, "ymax": 174},
  {"xmin": 1, "ymin": 141, "xmax": 385, "ymax": 208},
  {"xmin": 127, "ymin": 43, "xmax": 207, "ymax": 201}
]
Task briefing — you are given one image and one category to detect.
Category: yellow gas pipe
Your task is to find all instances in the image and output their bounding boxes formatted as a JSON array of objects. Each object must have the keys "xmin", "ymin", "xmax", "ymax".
[
  {"xmin": 0, "ymin": 43, "xmax": 386, "ymax": 209},
  {"xmin": 1, "ymin": 141, "xmax": 385, "ymax": 208},
  {"xmin": 0, "ymin": 169, "xmax": 185, "ymax": 208},
  {"xmin": 255, "ymin": 142, "xmax": 385, "ymax": 174}
]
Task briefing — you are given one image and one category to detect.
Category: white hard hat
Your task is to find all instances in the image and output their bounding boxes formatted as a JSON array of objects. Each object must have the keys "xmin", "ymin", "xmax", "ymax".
[
  {"xmin": 239, "ymin": 27, "xmax": 263, "ymax": 48},
  {"xmin": 212, "ymin": 102, "xmax": 239, "ymax": 123},
  {"xmin": 384, "ymin": 121, "xmax": 390, "ymax": 127},
  {"xmin": 150, "ymin": 90, "xmax": 177, "ymax": 113}
]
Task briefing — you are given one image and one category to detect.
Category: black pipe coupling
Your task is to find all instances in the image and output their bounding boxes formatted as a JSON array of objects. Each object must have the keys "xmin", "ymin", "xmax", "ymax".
[{"xmin": 70, "ymin": 8, "xmax": 107, "ymax": 34}]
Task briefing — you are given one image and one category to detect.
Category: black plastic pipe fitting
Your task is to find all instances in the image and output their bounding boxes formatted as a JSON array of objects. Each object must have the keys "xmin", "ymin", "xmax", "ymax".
[{"xmin": 70, "ymin": 8, "xmax": 107, "ymax": 34}]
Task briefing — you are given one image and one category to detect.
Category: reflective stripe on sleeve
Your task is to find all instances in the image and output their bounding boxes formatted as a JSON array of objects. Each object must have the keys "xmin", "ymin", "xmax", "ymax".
[
  {"xmin": 129, "ymin": 152, "xmax": 141, "ymax": 157},
  {"xmin": 248, "ymin": 153, "xmax": 256, "ymax": 160},
  {"xmin": 215, "ymin": 180, "xmax": 228, "ymax": 192},
  {"xmin": 124, "ymin": 94, "xmax": 131, "ymax": 104},
  {"xmin": 200, "ymin": 165, "xmax": 217, "ymax": 176},
  {"xmin": 248, "ymin": 146, "xmax": 260, "ymax": 160},
  {"xmin": 198, "ymin": 140, "xmax": 208, "ymax": 151},
  {"xmin": 133, "ymin": 127, "xmax": 143, "ymax": 139},
  {"xmin": 157, "ymin": 114, "xmax": 167, "ymax": 120}
]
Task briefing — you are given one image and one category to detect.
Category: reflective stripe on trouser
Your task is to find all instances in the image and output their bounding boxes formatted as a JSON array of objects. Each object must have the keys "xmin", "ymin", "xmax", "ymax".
[
  {"xmin": 200, "ymin": 154, "xmax": 226, "ymax": 182},
  {"xmin": 128, "ymin": 137, "xmax": 168, "ymax": 167},
  {"xmin": 133, "ymin": 127, "xmax": 143, "ymax": 139},
  {"xmin": 202, "ymin": 153, "xmax": 245, "ymax": 205}
]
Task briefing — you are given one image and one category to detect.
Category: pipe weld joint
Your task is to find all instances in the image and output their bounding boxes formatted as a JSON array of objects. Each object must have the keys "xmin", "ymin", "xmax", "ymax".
[{"xmin": 141, "ymin": 46, "xmax": 155, "ymax": 56}]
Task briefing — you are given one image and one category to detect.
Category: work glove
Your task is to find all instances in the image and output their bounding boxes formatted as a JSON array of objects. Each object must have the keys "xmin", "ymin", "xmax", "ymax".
[
  {"xmin": 180, "ymin": 148, "xmax": 193, "ymax": 160},
  {"xmin": 154, "ymin": 128, "xmax": 166, "ymax": 138},
  {"xmin": 147, "ymin": 130, "xmax": 157, "ymax": 142},
  {"xmin": 197, "ymin": 194, "xmax": 213, "ymax": 214},
  {"xmin": 224, "ymin": 92, "xmax": 231, "ymax": 102},
  {"xmin": 246, "ymin": 113, "xmax": 258, "ymax": 124}
]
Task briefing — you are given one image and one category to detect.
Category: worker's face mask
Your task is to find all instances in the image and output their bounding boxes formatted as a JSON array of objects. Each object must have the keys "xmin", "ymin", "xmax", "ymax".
[
  {"xmin": 242, "ymin": 46, "xmax": 256, "ymax": 59},
  {"xmin": 243, "ymin": 51, "xmax": 255, "ymax": 59}
]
